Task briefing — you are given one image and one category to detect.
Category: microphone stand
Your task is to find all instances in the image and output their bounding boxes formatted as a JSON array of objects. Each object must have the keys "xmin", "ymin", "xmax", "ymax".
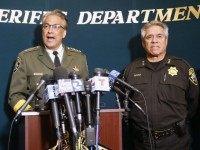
[
  {"xmin": 94, "ymin": 69, "xmax": 105, "ymax": 150},
  {"xmin": 50, "ymin": 99, "xmax": 62, "ymax": 142},
  {"xmin": 63, "ymin": 93, "xmax": 78, "ymax": 139},
  {"xmin": 14, "ymin": 80, "xmax": 45, "ymax": 122},
  {"xmin": 124, "ymin": 90, "xmax": 130, "ymax": 112},
  {"xmin": 70, "ymin": 73, "xmax": 82, "ymax": 133},
  {"xmin": 92, "ymin": 68, "xmax": 110, "ymax": 150},
  {"xmin": 113, "ymin": 85, "xmax": 145, "ymax": 115},
  {"xmin": 84, "ymin": 81, "xmax": 95, "ymax": 149},
  {"xmin": 95, "ymin": 90, "xmax": 101, "ymax": 150},
  {"xmin": 123, "ymin": 90, "xmax": 130, "ymax": 124}
]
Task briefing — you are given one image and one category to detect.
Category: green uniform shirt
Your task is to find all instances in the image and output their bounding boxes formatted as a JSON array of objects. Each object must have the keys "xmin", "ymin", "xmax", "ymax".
[{"xmin": 9, "ymin": 45, "xmax": 89, "ymax": 110}]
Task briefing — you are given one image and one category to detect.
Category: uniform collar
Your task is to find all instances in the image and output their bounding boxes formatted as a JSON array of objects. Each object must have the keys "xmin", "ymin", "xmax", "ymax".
[
  {"xmin": 37, "ymin": 46, "xmax": 54, "ymax": 70},
  {"xmin": 46, "ymin": 44, "xmax": 64, "ymax": 62},
  {"xmin": 137, "ymin": 55, "xmax": 173, "ymax": 70}
]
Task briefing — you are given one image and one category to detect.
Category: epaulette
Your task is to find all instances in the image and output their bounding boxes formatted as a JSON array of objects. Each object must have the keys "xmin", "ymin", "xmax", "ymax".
[
  {"xmin": 169, "ymin": 56, "xmax": 190, "ymax": 67},
  {"xmin": 132, "ymin": 57, "xmax": 145, "ymax": 67},
  {"xmin": 133, "ymin": 57, "xmax": 144, "ymax": 63},
  {"xmin": 123, "ymin": 58, "xmax": 143, "ymax": 74},
  {"xmin": 170, "ymin": 56, "xmax": 183, "ymax": 61},
  {"xmin": 21, "ymin": 46, "xmax": 41, "ymax": 54},
  {"xmin": 67, "ymin": 46, "xmax": 82, "ymax": 53}
]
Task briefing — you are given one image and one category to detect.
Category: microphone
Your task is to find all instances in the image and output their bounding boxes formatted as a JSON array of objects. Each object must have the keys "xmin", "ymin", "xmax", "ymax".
[
  {"xmin": 41, "ymin": 75, "xmax": 61, "ymax": 141},
  {"xmin": 106, "ymin": 69, "xmax": 146, "ymax": 115},
  {"xmin": 84, "ymin": 81, "xmax": 93, "ymax": 126},
  {"xmin": 14, "ymin": 74, "xmax": 52, "ymax": 120},
  {"xmin": 43, "ymin": 84, "xmax": 59, "ymax": 104},
  {"xmin": 84, "ymin": 80, "xmax": 96, "ymax": 146},
  {"xmin": 53, "ymin": 67, "xmax": 78, "ymax": 138},
  {"xmin": 69, "ymin": 72, "xmax": 85, "ymax": 131},
  {"xmin": 51, "ymin": 98, "xmax": 62, "ymax": 140},
  {"xmin": 53, "ymin": 67, "xmax": 74, "ymax": 94},
  {"xmin": 70, "ymin": 72, "xmax": 85, "ymax": 92},
  {"xmin": 106, "ymin": 70, "xmax": 140, "ymax": 92},
  {"xmin": 92, "ymin": 68, "xmax": 110, "ymax": 148},
  {"xmin": 90, "ymin": 68, "xmax": 110, "ymax": 92}
]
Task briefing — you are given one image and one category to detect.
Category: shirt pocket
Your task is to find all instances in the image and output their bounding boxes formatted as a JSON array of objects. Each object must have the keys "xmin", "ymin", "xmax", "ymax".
[
  {"xmin": 27, "ymin": 74, "xmax": 43, "ymax": 90},
  {"xmin": 128, "ymin": 75, "xmax": 151, "ymax": 103},
  {"xmin": 130, "ymin": 75, "xmax": 151, "ymax": 91},
  {"xmin": 159, "ymin": 75, "xmax": 187, "ymax": 105}
]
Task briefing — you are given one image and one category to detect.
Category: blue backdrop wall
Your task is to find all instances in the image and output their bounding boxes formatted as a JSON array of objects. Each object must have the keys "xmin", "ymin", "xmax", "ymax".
[{"xmin": 0, "ymin": 1, "xmax": 199, "ymax": 149}]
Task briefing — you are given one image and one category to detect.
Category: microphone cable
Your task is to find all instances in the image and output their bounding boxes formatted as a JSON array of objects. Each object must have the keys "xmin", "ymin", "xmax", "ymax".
[
  {"xmin": 7, "ymin": 117, "xmax": 17, "ymax": 150},
  {"xmin": 129, "ymin": 90, "xmax": 153, "ymax": 150},
  {"xmin": 109, "ymin": 68, "xmax": 153, "ymax": 150}
]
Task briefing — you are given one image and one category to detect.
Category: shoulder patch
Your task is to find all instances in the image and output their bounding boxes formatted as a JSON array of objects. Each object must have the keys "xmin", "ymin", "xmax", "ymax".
[
  {"xmin": 13, "ymin": 57, "xmax": 22, "ymax": 73},
  {"xmin": 189, "ymin": 68, "xmax": 198, "ymax": 86}
]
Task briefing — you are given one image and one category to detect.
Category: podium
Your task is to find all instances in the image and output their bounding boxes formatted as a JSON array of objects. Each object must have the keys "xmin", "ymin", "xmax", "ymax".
[
  {"xmin": 22, "ymin": 109, "xmax": 124, "ymax": 150},
  {"xmin": 21, "ymin": 111, "xmax": 55, "ymax": 150},
  {"xmin": 99, "ymin": 109, "xmax": 124, "ymax": 150}
]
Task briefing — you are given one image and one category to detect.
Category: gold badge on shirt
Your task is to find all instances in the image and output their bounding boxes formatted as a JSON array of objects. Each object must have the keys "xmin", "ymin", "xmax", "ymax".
[
  {"xmin": 168, "ymin": 67, "xmax": 178, "ymax": 76},
  {"xmin": 73, "ymin": 66, "xmax": 79, "ymax": 72}
]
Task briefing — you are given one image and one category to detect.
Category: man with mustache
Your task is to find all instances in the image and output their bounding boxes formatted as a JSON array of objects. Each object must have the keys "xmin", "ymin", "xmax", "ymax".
[{"xmin": 123, "ymin": 21, "xmax": 199, "ymax": 149}]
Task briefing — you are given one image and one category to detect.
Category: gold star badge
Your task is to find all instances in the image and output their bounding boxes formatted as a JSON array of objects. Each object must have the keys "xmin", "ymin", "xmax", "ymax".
[
  {"xmin": 73, "ymin": 66, "xmax": 79, "ymax": 72},
  {"xmin": 168, "ymin": 67, "xmax": 178, "ymax": 76}
]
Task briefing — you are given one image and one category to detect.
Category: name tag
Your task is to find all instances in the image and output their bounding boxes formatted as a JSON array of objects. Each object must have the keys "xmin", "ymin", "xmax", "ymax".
[
  {"xmin": 134, "ymin": 73, "xmax": 141, "ymax": 77},
  {"xmin": 33, "ymin": 72, "xmax": 43, "ymax": 76}
]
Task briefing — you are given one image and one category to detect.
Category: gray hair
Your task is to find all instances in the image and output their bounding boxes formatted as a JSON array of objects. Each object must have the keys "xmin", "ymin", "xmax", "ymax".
[
  {"xmin": 42, "ymin": 9, "xmax": 68, "ymax": 29},
  {"xmin": 141, "ymin": 21, "xmax": 169, "ymax": 39}
]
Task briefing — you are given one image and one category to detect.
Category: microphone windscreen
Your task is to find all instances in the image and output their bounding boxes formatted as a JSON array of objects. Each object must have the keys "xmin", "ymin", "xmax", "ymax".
[
  {"xmin": 41, "ymin": 74, "xmax": 53, "ymax": 82},
  {"xmin": 53, "ymin": 66, "xmax": 68, "ymax": 80},
  {"xmin": 69, "ymin": 71, "xmax": 80, "ymax": 79},
  {"xmin": 84, "ymin": 81, "xmax": 91, "ymax": 92},
  {"xmin": 107, "ymin": 70, "xmax": 121, "ymax": 87},
  {"xmin": 94, "ymin": 68, "xmax": 106, "ymax": 76},
  {"xmin": 109, "ymin": 70, "xmax": 120, "ymax": 80}
]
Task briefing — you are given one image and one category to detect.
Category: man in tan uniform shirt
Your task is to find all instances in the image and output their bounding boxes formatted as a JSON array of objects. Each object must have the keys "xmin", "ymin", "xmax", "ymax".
[
  {"xmin": 8, "ymin": 9, "xmax": 89, "ymax": 150},
  {"xmin": 8, "ymin": 9, "xmax": 89, "ymax": 112}
]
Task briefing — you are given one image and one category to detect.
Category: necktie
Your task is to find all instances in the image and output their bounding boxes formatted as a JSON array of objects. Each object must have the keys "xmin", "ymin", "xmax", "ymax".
[{"xmin": 53, "ymin": 51, "xmax": 61, "ymax": 67}]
